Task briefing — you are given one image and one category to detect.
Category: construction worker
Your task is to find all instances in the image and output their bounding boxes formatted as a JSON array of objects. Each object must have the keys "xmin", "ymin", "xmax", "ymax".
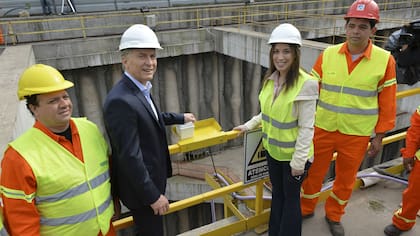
[
  {"xmin": 300, "ymin": 0, "xmax": 397, "ymax": 235},
  {"xmin": 103, "ymin": 24, "xmax": 195, "ymax": 236},
  {"xmin": 384, "ymin": 105, "xmax": 420, "ymax": 236},
  {"xmin": 0, "ymin": 64, "xmax": 116, "ymax": 235},
  {"xmin": 0, "ymin": 26, "xmax": 4, "ymax": 45},
  {"xmin": 234, "ymin": 23, "xmax": 318, "ymax": 236}
]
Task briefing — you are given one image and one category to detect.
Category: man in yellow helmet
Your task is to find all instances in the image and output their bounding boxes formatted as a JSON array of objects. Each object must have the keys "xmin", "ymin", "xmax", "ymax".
[
  {"xmin": 300, "ymin": 0, "xmax": 397, "ymax": 236},
  {"xmin": 0, "ymin": 64, "xmax": 116, "ymax": 236}
]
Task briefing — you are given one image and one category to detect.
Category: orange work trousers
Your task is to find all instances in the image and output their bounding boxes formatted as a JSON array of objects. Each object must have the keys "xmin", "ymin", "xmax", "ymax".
[
  {"xmin": 393, "ymin": 159, "xmax": 420, "ymax": 230},
  {"xmin": 301, "ymin": 127, "xmax": 370, "ymax": 222}
]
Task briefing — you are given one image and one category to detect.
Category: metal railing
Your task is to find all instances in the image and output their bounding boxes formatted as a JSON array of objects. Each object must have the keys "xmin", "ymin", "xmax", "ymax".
[
  {"xmin": 112, "ymin": 87, "xmax": 420, "ymax": 235},
  {"xmin": 1, "ymin": 0, "xmax": 418, "ymax": 46}
]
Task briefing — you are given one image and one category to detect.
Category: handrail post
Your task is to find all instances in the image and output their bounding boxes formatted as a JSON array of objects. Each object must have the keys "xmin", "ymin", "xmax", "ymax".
[
  {"xmin": 255, "ymin": 179, "xmax": 264, "ymax": 215},
  {"xmin": 7, "ymin": 22, "xmax": 17, "ymax": 45},
  {"xmin": 80, "ymin": 16, "xmax": 87, "ymax": 38},
  {"xmin": 196, "ymin": 9, "xmax": 200, "ymax": 29}
]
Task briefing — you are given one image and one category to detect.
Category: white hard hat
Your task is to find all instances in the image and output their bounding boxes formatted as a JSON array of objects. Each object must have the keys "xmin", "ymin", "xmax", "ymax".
[
  {"xmin": 268, "ymin": 23, "xmax": 302, "ymax": 46},
  {"xmin": 119, "ymin": 24, "xmax": 162, "ymax": 51}
]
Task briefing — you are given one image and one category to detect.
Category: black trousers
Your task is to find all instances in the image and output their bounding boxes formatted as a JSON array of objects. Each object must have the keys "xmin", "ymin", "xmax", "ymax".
[
  {"xmin": 131, "ymin": 205, "xmax": 164, "ymax": 236},
  {"xmin": 267, "ymin": 153, "xmax": 306, "ymax": 236}
]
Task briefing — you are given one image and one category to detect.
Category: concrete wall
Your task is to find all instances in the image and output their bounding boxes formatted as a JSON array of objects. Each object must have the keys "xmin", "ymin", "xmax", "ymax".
[
  {"xmin": 2, "ymin": 23, "xmax": 419, "ymax": 161},
  {"xmin": 0, "ymin": 45, "xmax": 35, "ymax": 155}
]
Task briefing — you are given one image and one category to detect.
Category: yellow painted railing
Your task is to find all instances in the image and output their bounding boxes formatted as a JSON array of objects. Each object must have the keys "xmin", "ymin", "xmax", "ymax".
[{"xmin": 112, "ymin": 87, "xmax": 420, "ymax": 235}]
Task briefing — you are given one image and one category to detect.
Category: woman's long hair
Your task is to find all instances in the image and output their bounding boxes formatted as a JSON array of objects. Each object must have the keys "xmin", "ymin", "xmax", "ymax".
[{"xmin": 263, "ymin": 43, "xmax": 301, "ymax": 92}]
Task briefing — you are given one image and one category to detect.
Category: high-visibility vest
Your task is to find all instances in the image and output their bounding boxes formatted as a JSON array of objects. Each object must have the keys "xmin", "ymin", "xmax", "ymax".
[
  {"xmin": 316, "ymin": 43, "xmax": 392, "ymax": 136},
  {"xmin": 259, "ymin": 70, "xmax": 314, "ymax": 161},
  {"xmin": 4, "ymin": 118, "xmax": 113, "ymax": 236}
]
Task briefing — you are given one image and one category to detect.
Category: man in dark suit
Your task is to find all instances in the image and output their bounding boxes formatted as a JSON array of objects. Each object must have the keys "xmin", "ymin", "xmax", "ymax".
[{"xmin": 103, "ymin": 24, "xmax": 196, "ymax": 236}]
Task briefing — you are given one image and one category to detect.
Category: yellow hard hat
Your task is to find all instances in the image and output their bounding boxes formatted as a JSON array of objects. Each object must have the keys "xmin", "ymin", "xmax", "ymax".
[{"xmin": 17, "ymin": 64, "xmax": 74, "ymax": 100}]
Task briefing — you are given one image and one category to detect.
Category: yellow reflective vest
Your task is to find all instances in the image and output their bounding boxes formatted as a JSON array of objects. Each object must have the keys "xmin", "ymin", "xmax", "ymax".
[
  {"xmin": 316, "ymin": 43, "xmax": 391, "ymax": 136},
  {"xmin": 259, "ymin": 70, "xmax": 314, "ymax": 161},
  {"xmin": 6, "ymin": 118, "xmax": 113, "ymax": 236}
]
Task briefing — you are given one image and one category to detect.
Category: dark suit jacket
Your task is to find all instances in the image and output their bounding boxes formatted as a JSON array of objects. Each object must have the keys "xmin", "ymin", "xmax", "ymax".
[{"xmin": 103, "ymin": 74, "xmax": 184, "ymax": 210}]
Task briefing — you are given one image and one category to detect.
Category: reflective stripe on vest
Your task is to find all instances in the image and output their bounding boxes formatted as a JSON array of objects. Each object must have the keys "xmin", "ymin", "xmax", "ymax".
[
  {"xmin": 8, "ymin": 118, "xmax": 113, "ymax": 236},
  {"xmin": 316, "ymin": 43, "xmax": 392, "ymax": 136},
  {"xmin": 259, "ymin": 70, "xmax": 314, "ymax": 161},
  {"xmin": 0, "ymin": 186, "xmax": 35, "ymax": 203}
]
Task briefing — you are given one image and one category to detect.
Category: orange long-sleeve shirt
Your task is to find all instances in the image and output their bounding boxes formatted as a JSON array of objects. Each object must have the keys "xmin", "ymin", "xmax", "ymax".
[
  {"xmin": 311, "ymin": 40, "xmax": 397, "ymax": 134},
  {"xmin": 0, "ymin": 120, "xmax": 115, "ymax": 236},
  {"xmin": 401, "ymin": 108, "xmax": 420, "ymax": 158}
]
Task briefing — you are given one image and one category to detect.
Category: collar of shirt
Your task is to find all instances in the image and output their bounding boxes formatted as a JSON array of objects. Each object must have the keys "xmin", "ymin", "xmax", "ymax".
[
  {"xmin": 339, "ymin": 39, "xmax": 373, "ymax": 60},
  {"xmin": 268, "ymin": 70, "xmax": 286, "ymax": 83},
  {"xmin": 34, "ymin": 119, "xmax": 78, "ymax": 143},
  {"xmin": 124, "ymin": 71, "xmax": 159, "ymax": 120},
  {"xmin": 34, "ymin": 118, "xmax": 84, "ymax": 162},
  {"xmin": 267, "ymin": 70, "xmax": 286, "ymax": 100},
  {"xmin": 268, "ymin": 71, "xmax": 285, "ymax": 88},
  {"xmin": 124, "ymin": 71, "xmax": 153, "ymax": 98}
]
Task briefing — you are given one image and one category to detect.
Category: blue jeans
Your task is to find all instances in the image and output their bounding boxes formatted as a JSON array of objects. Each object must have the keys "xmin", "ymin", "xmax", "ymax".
[{"xmin": 267, "ymin": 153, "xmax": 307, "ymax": 236}]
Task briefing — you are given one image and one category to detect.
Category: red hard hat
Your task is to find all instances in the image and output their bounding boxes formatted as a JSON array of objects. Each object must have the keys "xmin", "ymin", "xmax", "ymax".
[{"xmin": 345, "ymin": 0, "xmax": 380, "ymax": 23}]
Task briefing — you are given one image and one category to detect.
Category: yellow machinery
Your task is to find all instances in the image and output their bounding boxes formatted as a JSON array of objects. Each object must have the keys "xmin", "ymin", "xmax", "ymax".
[{"xmin": 169, "ymin": 118, "xmax": 239, "ymax": 154}]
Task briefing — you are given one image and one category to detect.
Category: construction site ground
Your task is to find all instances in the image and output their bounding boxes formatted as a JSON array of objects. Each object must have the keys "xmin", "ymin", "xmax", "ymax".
[{"xmin": 180, "ymin": 146, "xmax": 420, "ymax": 236}]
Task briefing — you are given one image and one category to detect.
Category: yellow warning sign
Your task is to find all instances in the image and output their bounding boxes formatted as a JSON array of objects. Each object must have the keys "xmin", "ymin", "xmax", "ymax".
[
  {"xmin": 248, "ymin": 138, "xmax": 267, "ymax": 166},
  {"xmin": 244, "ymin": 128, "xmax": 268, "ymax": 184}
]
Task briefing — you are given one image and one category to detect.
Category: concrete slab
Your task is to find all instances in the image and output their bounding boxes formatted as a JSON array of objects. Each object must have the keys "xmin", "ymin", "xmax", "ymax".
[{"xmin": 299, "ymin": 179, "xmax": 419, "ymax": 236}]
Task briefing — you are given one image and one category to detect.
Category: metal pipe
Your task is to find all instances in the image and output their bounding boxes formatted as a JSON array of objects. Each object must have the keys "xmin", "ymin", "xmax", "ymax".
[
  {"xmin": 210, "ymin": 200, "xmax": 217, "ymax": 222},
  {"xmin": 320, "ymin": 172, "xmax": 408, "ymax": 192},
  {"xmin": 214, "ymin": 173, "xmax": 272, "ymax": 201}
]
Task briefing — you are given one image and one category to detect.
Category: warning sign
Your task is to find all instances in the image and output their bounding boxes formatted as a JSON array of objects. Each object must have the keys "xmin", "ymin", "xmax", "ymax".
[{"xmin": 243, "ymin": 128, "xmax": 268, "ymax": 184}]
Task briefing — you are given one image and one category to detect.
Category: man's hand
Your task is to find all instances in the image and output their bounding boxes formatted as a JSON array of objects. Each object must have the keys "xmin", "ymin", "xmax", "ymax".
[
  {"xmin": 184, "ymin": 113, "xmax": 196, "ymax": 123},
  {"xmin": 367, "ymin": 133, "xmax": 385, "ymax": 158},
  {"xmin": 150, "ymin": 195, "xmax": 169, "ymax": 215},
  {"xmin": 403, "ymin": 157, "xmax": 415, "ymax": 172}
]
